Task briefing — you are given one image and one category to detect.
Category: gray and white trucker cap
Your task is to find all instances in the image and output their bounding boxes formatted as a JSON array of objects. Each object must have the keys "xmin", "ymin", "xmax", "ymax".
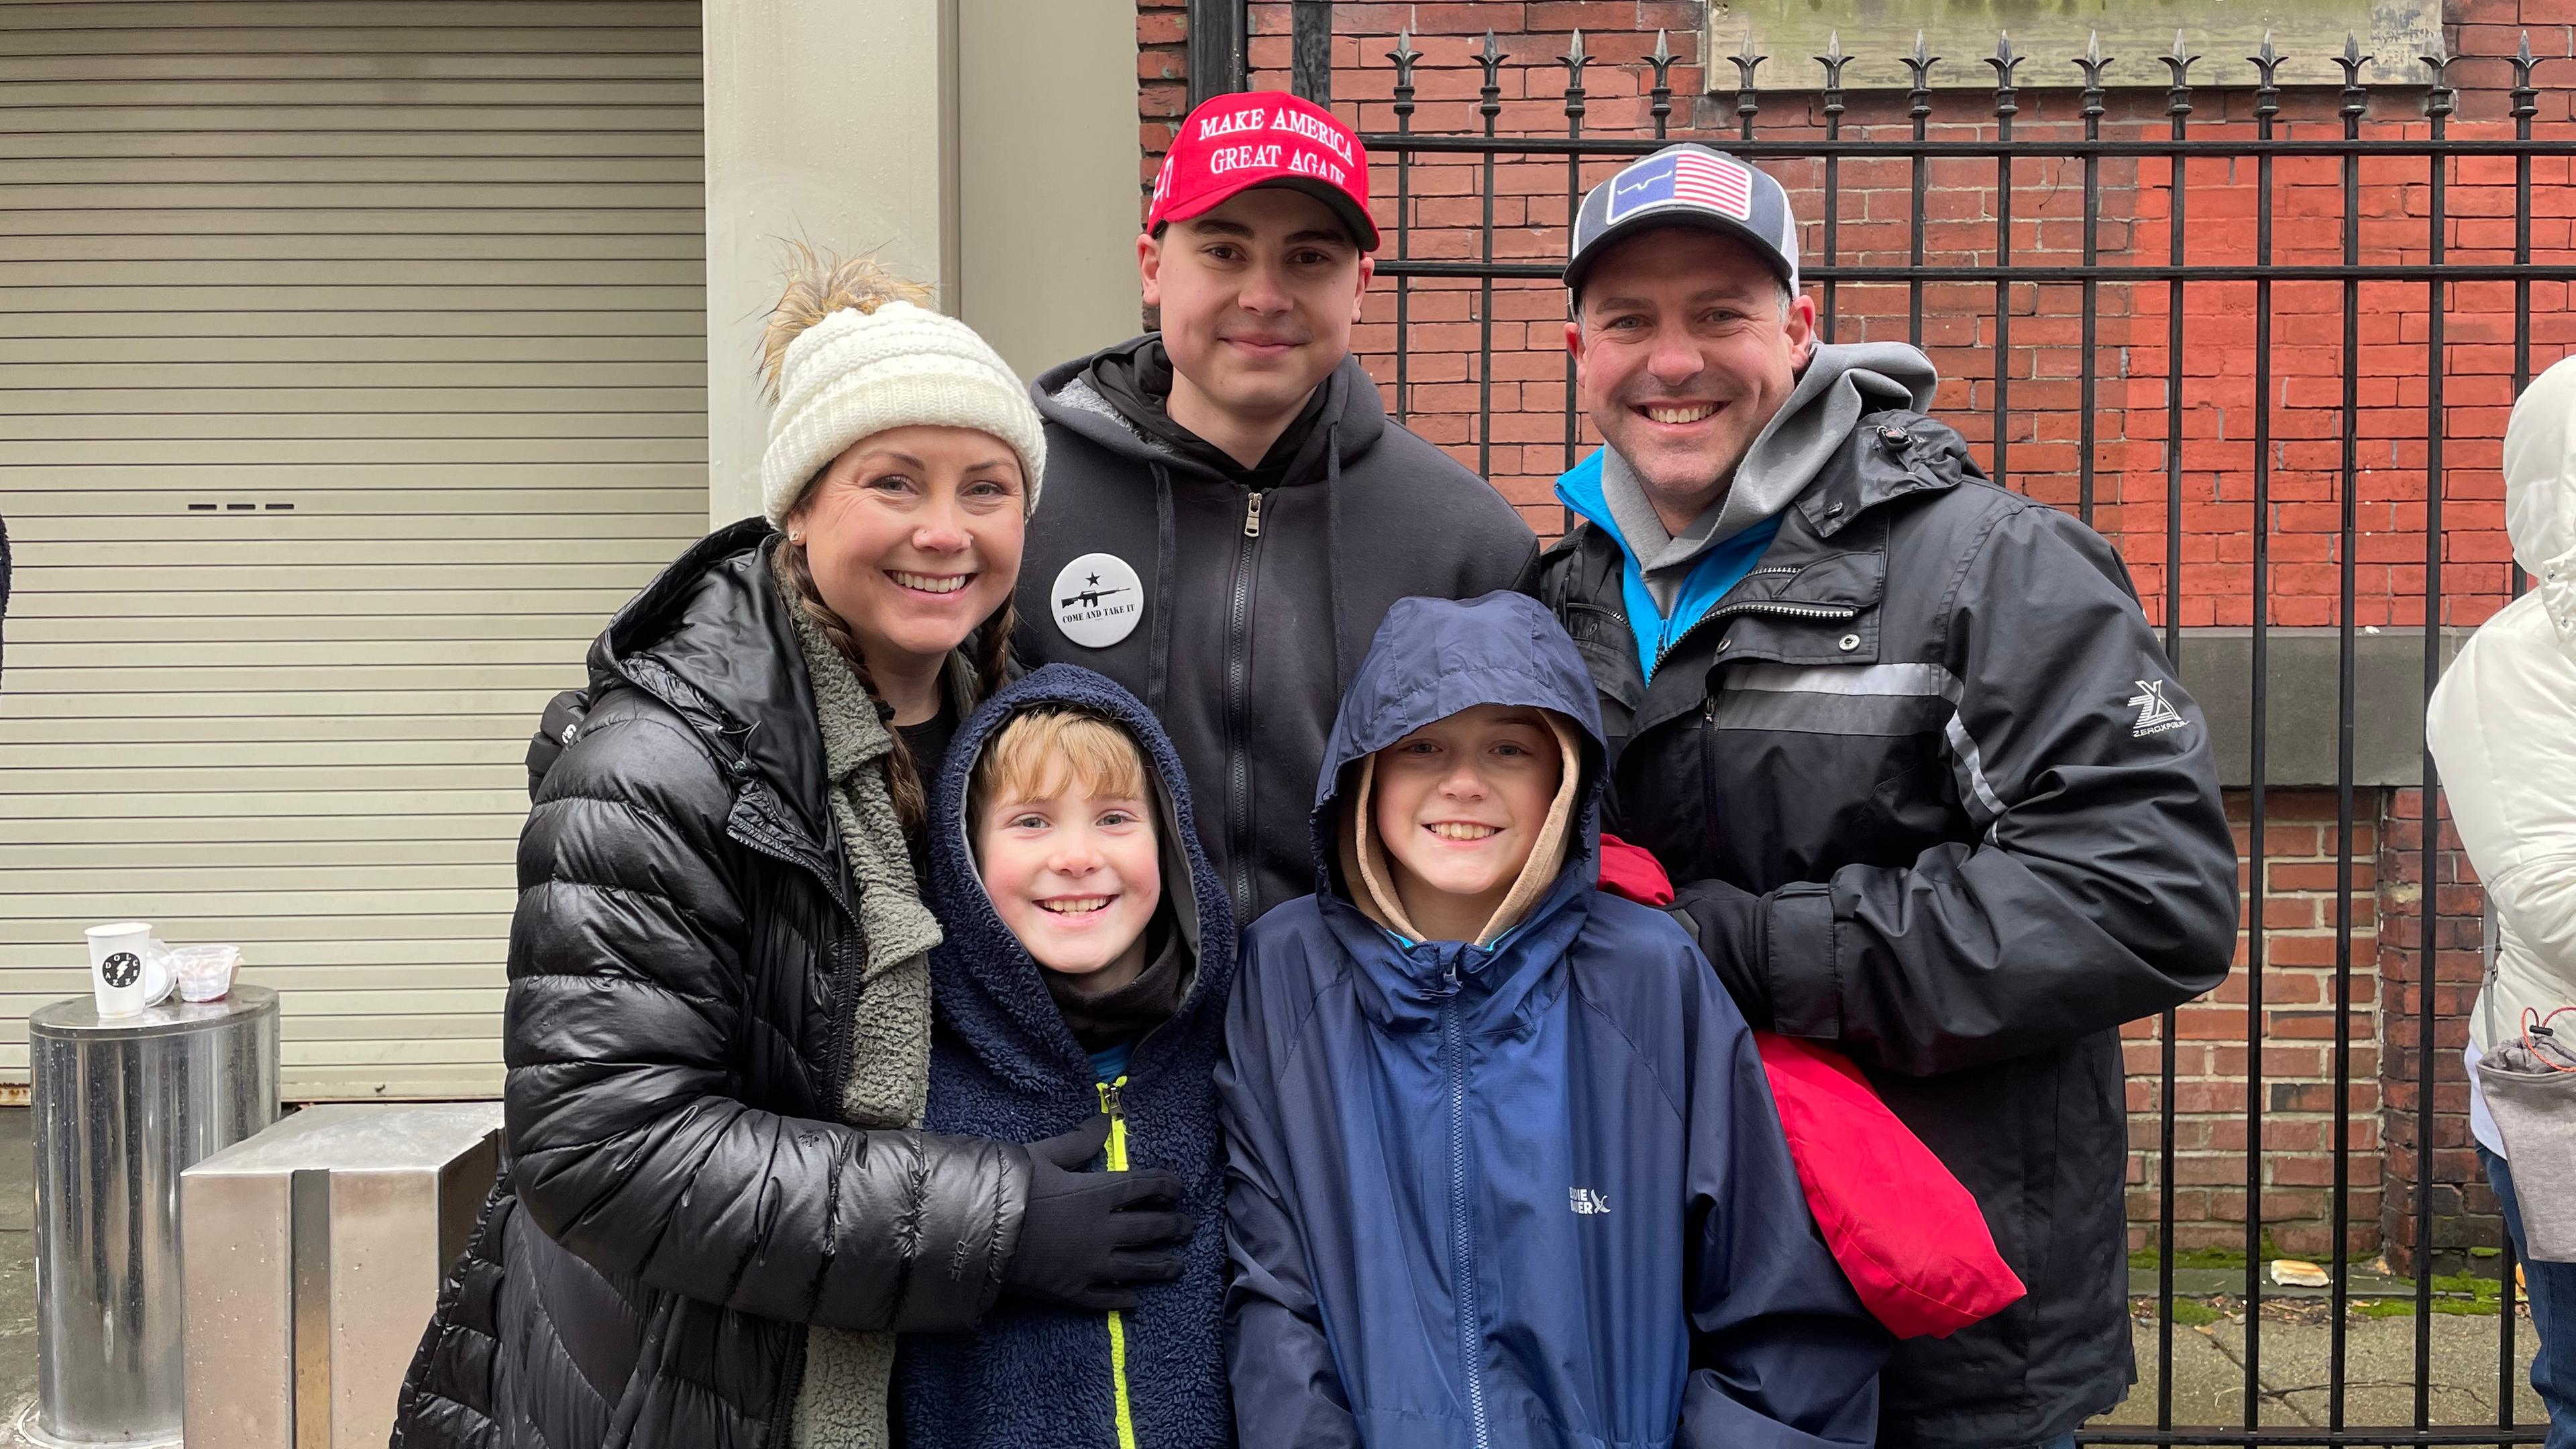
[{"xmin": 1565, "ymin": 143, "xmax": 1800, "ymax": 301}]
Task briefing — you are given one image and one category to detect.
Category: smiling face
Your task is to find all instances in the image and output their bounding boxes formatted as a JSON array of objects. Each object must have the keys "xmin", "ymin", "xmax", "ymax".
[
  {"xmin": 972, "ymin": 712, "xmax": 1163, "ymax": 991},
  {"xmin": 1140, "ymin": 186, "xmax": 1373, "ymax": 463},
  {"xmin": 1371, "ymin": 704, "xmax": 1566, "ymax": 942},
  {"xmin": 1567, "ymin": 226, "xmax": 1817, "ymax": 535},
  {"xmin": 783, "ymin": 423, "xmax": 1025, "ymax": 675}
]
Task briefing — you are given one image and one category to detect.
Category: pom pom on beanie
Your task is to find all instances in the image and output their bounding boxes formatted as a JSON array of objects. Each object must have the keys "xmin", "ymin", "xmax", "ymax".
[{"xmin": 757, "ymin": 268, "xmax": 1045, "ymax": 527}]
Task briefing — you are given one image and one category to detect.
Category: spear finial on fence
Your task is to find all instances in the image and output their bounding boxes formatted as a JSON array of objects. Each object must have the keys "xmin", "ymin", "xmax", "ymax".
[
  {"xmin": 1561, "ymin": 30, "xmax": 1589, "ymax": 128},
  {"xmin": 1477, "ymin": 28, "xmax": 1506, "ymax": 126},
  {"xmin": 1733, "ymin": 29, "xmax": 1766, "ymax": 138},
  {"xmin": 1905, "ymin": 30, "xmax": 1937, "ymax": 122},
  {"xmin": 2422, "ymin": 34, "xmax": 2455, "ymax": 121},
  {"xmin": 1819, "ymin": 31, "xmax": 1849, "ymax": 119},
  {"xmin": 2513, "ymin": 32, "xmax": 2539, "ymax": 119},
  {"xmin": 2337, "ymin": 34, "xmax": 2372, "ymax": 118},
  {"xmin": 1648, "ymin": 28, "xmax": 1676, "ymax": 138},
  {"xmin": 2076, "ymin": 30, "xmax": 2112, "ymax": 123},
  {"xmin": 1988, "ymin": 31, "xmax": 2023, "ymax": 121},
  {"xmin": 2162, "ymin": 30, "xmax": 2199, "ymax": 119},
  {"xmin": 1388, "ymin": 25, "xmax": 1419, "ymax": 119},
  {"xmin": 2251, "ymin": 31, "xmax": 2284, "ymax": 123}
]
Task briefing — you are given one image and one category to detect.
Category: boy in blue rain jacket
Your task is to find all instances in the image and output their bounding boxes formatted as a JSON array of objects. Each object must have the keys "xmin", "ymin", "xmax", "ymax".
[
  {"xmin": 1218, "ymin": 591, "xmax": 1888, "ymax": 1449},
  {"xmin": 900, "ymin": 665, "xmax": 1236, "ymax": 1448}
]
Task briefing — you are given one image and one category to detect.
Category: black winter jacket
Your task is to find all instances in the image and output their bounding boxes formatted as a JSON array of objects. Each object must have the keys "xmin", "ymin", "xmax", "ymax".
[
  {"xmin": 1020, "ymin": 337, "xmax": 1540, "ymax": 926},
  {"xmin": 1538, "ymin": 415, "xmax": 2239, "ymax": 1449},
  {"xmin": 392, "ymin": 520, "xmax": 1030, "ymax": 1449}
]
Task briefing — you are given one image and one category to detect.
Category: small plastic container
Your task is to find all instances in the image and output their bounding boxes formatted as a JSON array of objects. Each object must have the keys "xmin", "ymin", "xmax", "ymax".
[{"xmin": 169, "ymin": 945, "xmax": 241, "ymax": 1004}]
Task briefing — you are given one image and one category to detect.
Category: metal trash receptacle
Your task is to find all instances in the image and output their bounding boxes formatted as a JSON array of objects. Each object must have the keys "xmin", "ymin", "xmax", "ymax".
[
  {"xmin": 180, "ymin": 1102, "xmax": 503, "ymax": 1449},
  {"xmin": 25, "ymin": 985, "xmax": 281, "ymax": 1449}
]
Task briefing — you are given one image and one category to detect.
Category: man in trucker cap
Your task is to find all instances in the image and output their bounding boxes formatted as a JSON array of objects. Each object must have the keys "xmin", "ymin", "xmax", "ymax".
[
  {"xmin": 1538, "ymin": 142, "xmax": 2240, "ymax": 1449},
  {"xmin": 1018, "ymin": 90, "xmax": 1536, "ymax": 926}
]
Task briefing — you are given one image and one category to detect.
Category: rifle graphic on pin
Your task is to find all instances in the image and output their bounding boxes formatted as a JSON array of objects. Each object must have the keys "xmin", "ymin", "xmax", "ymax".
[{"xmin": 1061, "ymin": 584, "xmax": 1132, "ymax": 610}]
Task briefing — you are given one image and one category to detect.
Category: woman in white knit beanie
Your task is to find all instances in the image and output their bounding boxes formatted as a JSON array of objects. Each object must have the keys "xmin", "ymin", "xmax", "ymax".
[
  {"xmin": 763, "ymin": 247, "xmax": 1047, "ymax": 818},
  {"xmin": 392, "ymin": 251, "xmax": 1185, "ymax": 1449}
]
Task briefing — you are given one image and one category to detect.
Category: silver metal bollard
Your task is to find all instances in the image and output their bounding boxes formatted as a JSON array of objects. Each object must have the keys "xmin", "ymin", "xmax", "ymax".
[
  {"xmin": 180, "ymin": 1102, "xmax": 502, "ymax": 1449},
  {"xmin": 24, "ymin": 985, "xmax": 281, "ymax": 1449}
]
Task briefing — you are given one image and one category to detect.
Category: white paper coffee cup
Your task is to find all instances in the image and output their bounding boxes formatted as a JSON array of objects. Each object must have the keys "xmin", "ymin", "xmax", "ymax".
[{"xmin": 86, "ymin": 922, "xmax": 174, "ymax": 1018}]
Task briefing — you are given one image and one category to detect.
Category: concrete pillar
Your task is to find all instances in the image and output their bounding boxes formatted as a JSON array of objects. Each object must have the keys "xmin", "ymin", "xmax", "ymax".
[
  {"xmin": 700, "ymin": 0, "xmax": 1139, "ymax": 527},
  {"xmin": 955, "ymin": 0, "xmax": 1144, "ymax": 382},
  {"xmin": 701, "ymin": 0, "xmax": 959, "ymax": 526}
]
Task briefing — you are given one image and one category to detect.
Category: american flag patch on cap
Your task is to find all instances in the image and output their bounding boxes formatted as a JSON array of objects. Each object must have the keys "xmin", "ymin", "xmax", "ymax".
[{"xmin": 1603, "ymin": 150, "xmax": 1756, "ymax": 224}]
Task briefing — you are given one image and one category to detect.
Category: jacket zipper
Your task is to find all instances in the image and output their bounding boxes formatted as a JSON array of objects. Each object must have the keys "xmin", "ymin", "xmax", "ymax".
[
  {"xmin": 1651, "ymin": 597, "xmax": 1862, "ymax": 676},
  {"xmin": 1223, "ymin": 489, "xmax": 1267, "ymax": 918},
  {"xmin": 1095, "ymin": 1077, "xmax": 1143, "ymax": 1449},
  {"xmin": 1439, "ymin": 965, "xmax": 1491, "ymax": 1449}
]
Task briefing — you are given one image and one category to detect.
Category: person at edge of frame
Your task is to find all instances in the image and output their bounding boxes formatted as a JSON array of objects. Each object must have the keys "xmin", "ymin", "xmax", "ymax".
[
  {"xmin": 1534, "ymin": 142, "xmax": 2241, "ymax": 1449},
  {"xmin": 1015, "ymin": 89, "xmax": 1540, "ymax": 928},
  {"xmin": 2429, "ymin": 354, "xmax": 2576, "ymax": 1449}
]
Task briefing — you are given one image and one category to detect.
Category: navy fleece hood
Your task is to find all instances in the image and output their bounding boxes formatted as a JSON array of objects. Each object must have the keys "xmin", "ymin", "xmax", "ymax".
[{"xmin": 898, "ymin": 664, "xmax": 1236, "ymax": 1449}]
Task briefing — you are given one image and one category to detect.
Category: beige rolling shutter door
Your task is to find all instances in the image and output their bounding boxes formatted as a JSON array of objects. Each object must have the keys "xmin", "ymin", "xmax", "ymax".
[{"xmin": 0, "ymin": 1, "xmax": 707, "ymax": 1099}]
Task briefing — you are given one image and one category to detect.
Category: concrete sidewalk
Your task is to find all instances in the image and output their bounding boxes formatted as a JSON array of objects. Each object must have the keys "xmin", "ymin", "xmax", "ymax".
[
  {"xmin": 2095, "ymin": 1307, "xmax": 2547, "ymax": 1440},
  {"xmin": 0, "ymin": 1104, "xmax": 2551, "ymax": 1439}
]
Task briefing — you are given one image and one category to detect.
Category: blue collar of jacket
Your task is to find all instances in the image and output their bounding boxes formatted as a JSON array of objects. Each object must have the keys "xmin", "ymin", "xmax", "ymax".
[{"xmin": 1554, "ymin": 447, "xmax": 1786, "ymax": 682}]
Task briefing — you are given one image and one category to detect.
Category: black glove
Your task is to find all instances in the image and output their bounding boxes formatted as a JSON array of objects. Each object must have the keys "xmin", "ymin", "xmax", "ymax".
[
  {"xmin": 1001, "ymin": 1114, "xmax": 1191, "ymax": 1311},
  {"xmin": 1668, "ymin": 880, "xmax": 1776, "ymax": 1029}
]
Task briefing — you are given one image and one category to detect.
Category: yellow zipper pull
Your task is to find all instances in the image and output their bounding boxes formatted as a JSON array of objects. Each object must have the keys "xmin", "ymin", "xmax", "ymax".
[
  {"xmin": 1095, "ymin": 1073, "xmax": 1143, "ymax": 1449},
  {"xmin": 1244, "ymin": 490, "xmax": 1265, "ymax": 537},
  {"xmin": 1098, "ymin": 1075, "xmax": 1130, "ymax": 1173}
]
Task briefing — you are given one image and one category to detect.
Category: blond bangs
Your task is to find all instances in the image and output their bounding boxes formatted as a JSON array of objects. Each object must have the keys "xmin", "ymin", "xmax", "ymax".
[{"xmin": 971, "ymin": 710, "xmax": 1151, "ymax": 816}]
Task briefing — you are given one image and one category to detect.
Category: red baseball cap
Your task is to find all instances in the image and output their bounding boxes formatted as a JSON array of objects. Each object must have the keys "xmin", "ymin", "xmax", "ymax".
[{"xmin": 1148, "ymin": 91, "xmax": 1378, "ymax": 252}]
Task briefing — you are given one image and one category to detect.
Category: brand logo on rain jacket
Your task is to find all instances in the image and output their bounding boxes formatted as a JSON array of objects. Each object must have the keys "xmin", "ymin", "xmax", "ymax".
[{"xmin": 2128, "ymin": 679, "xmax": 2188, "ymax": 737}]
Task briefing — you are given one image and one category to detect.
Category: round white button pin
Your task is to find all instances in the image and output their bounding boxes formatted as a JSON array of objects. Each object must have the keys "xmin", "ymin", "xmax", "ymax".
[{"xmin": 1049, "ymin": 553, "xmax": 1146, "ymax": 649}]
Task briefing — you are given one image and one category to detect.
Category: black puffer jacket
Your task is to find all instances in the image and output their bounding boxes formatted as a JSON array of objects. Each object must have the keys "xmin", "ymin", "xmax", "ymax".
[
  {"xmin": 391, "ymin": 519, "xmax": 1028, "ymax": 1449},
  {"xmin": 1540, "ymin": 415, "xmax": 2238, "ymax": 1449}
]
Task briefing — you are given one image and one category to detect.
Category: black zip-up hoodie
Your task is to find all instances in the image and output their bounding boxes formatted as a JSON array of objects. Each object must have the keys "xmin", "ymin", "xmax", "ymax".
[{"xmin": 1021, "ymin": 335, "xmax": 1540, "ymax": 927}]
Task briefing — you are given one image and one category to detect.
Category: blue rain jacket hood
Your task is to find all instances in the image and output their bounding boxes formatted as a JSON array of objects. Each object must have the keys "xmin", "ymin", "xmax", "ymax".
[
  {"xmin": 898, "ymin": 663, "xmax": 1236, "ymax": 1449},
  {"xmin": 1220, "ymin": 591, "xmax": 1887, "ymax": 1449}
]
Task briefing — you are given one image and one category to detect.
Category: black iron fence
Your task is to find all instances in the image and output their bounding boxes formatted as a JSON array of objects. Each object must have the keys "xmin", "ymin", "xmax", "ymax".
[{"xmin": 1266, "ymin": 7, "xmax": 2576, "ymax": 1444}]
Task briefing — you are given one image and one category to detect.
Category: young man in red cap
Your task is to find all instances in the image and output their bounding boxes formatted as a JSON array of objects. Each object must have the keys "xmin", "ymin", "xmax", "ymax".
[{"xmin": 1020, "ymin": 91, "xmax": 1537, "ymax": 926}]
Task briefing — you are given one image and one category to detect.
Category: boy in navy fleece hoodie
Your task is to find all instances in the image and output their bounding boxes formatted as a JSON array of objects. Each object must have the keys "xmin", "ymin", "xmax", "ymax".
[
  {"xmin": 899, "ymin": 664, "xmax": 1236, "ymax": 1449},
  {"xmin": 1218, "ymin": 592, "xmax": 1887, "ymax": 1449}
]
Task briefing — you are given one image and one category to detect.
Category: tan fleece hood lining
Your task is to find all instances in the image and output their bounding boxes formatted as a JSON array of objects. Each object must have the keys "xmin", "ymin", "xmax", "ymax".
[{"xmin": 1338, "ymin": 710, "xmax": 1585, "ymax": 947}]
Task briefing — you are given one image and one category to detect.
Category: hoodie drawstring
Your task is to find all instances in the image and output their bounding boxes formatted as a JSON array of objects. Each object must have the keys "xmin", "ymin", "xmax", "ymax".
[
  {"xmin": 1324, "ymin": 421, "xmax": 1356, "ymax": 696},
  {"xmin": 1148, "ymin": 462, "xmax": 1177, "ymax": 717}
]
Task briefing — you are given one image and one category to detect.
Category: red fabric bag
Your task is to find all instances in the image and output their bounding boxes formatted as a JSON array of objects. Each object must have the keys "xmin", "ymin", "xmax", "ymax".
[
  {"xmin": 1597, "ymin": 833, "xmax": 1676, "ymax": 906},
  {"xmin": 1593, "ymin": 834, "xmax": 2025, "ymax": 1338},
  {"xmin": 1754, "ymin": 1032, "xmax": 2026, "ymax": 1338}
]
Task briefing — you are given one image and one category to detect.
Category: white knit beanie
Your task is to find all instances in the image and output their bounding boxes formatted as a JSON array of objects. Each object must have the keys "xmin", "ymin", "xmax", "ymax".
[{"xmin": 759, "ymin": 300, "xmax": 1048, "ymax": 527}]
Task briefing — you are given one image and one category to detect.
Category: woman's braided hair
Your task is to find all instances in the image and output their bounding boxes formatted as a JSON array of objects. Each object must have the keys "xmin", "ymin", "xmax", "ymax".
[{"xmin": 763, "ymin": 242, "xmax": 1020, "ymax": 835}]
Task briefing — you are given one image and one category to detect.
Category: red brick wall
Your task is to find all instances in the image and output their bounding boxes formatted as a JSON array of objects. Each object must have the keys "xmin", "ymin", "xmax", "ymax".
[
  {"xmin": 2377, "ymin": 786, "xmax": 2506, "ymax": 1275},
  {"xmin": 2123, "ymin": 790, "xmax": 2386, "ymax": 1258}
]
